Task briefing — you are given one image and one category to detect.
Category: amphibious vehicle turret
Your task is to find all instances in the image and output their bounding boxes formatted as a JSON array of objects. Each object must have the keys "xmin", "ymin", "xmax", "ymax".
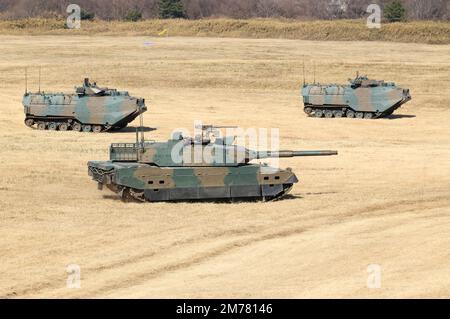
[
  {"xmin": 23, "ymin": 78, "xmax": 147, "ymax": 132},
  {"xmin": 88, "ymin": 125, "xmax": 338, "ymax": 202},
  {"xmin": 301, "ymin": 74, "xmax": 411, "ymax": 119}
]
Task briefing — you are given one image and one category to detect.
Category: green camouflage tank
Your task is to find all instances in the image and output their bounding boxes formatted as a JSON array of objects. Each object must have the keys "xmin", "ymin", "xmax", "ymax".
[
  {"xmin": 88, "ymin": 125, "xmax": 338, "ymax": 202},
  {"xmin": 301, "ymin": 75, "xmax": 411, "ymax": 119},
  {"xmin": 23, "ymin": 78, "xmax": 147, "ymax": 132}
]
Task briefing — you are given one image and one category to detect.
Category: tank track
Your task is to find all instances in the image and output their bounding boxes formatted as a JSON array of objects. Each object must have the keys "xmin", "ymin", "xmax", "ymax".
[
  {"xmin": 90, "ymin": 164, "xmax": 296, "ymax": 203},
  {"xmin": 303, "ymin": 106, "xmax": 382, "ymax": 119},
  {"xmin": 115, "ymin": 184, "xmax": 295, "ymax": 203},
  {"xmin": 263, "ymin": 184, "xmax": 294, "ymax": 202},
  {"xmin": 303, "ymin": 102, "xmax": 405, "ymax": 120},
  {"xmin": 24, "ymin": 116, "xmax": 115, "ymax": 133}
]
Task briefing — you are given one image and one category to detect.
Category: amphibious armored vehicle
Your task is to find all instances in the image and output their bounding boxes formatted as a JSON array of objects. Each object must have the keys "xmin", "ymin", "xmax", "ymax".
[
  {"xmin": 301, "ymin": 74, "xmax": 411, "ymax": 119},
  {"xmin": 88, "ymin": 125, "xmax": 338, "ymax": 202},
  {"xmin": 23, "ymin": 78, "xmax": 147, "ymax": 132}
]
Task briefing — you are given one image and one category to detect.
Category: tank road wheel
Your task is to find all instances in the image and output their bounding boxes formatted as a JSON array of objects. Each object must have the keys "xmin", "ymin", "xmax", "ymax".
[
  {"xmin": 355, "ymin": 112, "xmax": 364, "ymax": 119},
  {"xmin": 48, "ymin": 122, "xmax": 57, "ymax": 131},
  {"xmin": 304, "ymin": 107, "xmax": 313, "ymax": 116},
  {"xmin": 346, "ymin": 110, "xmax": 355, "ymax": 118},
  {"xmin": 129, "ymin": 188, "xmax": 145, "ymax": 202},
  {"xmin": 314, "ymin": 110, "xmax": 324, "ymax": 118},
  {"xmin": 324, "ymin": 110, "xmax": 334, "ymax": 118},
  {"xmin": 58, "ymin": 123, "xmax": 69, "ymax": 131},
  {"xmin": 37, "ymin": 122, "xmax": 46, "ymax": 130},
  {"xmin": 120, "ymin": 188, "xmax": 145, "ymax": 203},
  {"xmin": 334, "ymin": 110, "xmax": 344, "ymax": 118},
  {"xmin": 120, "ymin": 188, "xmax": 133, "ymax": 202},
  {"xmin": 364, "ymin": 112, "xmax": 374, "ymax": 119},
  {"xmin": 92, "ymin": 125, "xmax": 103, "ymax": 133},
  {"xmin": 82, "ymin": 125, "xmax": 92, "ymax": 133},
  {"xmin": 25, "ymin": 119, "xmax": 34, "ymax": 127},
  {"xmin": 72, "ymin": 122, "xmax": 82, "ymax": 132}
]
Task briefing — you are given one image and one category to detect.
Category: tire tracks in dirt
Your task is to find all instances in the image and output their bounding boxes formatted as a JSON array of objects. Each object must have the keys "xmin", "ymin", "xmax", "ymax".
[{"xmin": 8, "ymin": 194, "xmax": 449, "ymax": 298}]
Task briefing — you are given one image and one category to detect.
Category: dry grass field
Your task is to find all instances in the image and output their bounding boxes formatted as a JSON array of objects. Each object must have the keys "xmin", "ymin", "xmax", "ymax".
[
  {"xmin": 0, "ymin": 19, "xmax": 450, "ymax": 44},
  {"xmin": 0, "ymin": 34, "xmax": 449, "ymax": 298}
]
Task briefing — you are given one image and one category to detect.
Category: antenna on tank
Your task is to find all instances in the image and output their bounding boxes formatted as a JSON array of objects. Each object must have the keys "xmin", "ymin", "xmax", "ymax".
[
  {"xmin": 25, "ymin": 67, "xmax": 28, "ymax": 94},
  {"xmin": 313, "ymin": 62, "xmax": 316, "ymax": 84},
  {"xmin": 135, "ymin": 108, "xmax": 145, "ymax": 161},
  {"xmin": 302, "ymin": 57, "xmax": 306, "ymax": 86},
  {"xmin": 135, "ymin": 124, "xmax": 139, "ymax": 148},
  {"xmin": 140, "ymin": 111, "xmax": 145, "ymax": 145},
  {"xmin": 38, "ymin": 66, "xmax": 41, "ymax": 93}
]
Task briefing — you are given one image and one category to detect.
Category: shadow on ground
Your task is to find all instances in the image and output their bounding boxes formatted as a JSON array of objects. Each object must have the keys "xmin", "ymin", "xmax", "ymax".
[
  {"xmin": 384, "ymin": 114, "xmax": 416, "ymax": 120},
  {"xmin": 102, "ymin": 194, "xmax": 304, "ymax": 204},
  {"xmin": 280, "ymin": 194, "xmax": 304, "ymax": 200},
  {"xmin": 103, "ymin": 195, "xmax": 123, "ymax": 201},
  {"xmin": 303, "ymin": 191, "xmax": 338, "ymax": 196},
  {"xmin": 108, "ymin": 126, "xmax": 157, "ymax": 133}
]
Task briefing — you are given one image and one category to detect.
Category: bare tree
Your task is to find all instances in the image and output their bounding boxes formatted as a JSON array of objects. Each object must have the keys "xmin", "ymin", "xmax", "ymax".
[
  {"xmin": 407, "ymin": 0, "xmax": 448, "ymax": 20},
  {"xmin": 256, "ymin": 0, "xmax": 281, "ymax": 18},
  {"xmin": 344, "ymin": 0, "xmax": 371, "ymax": 18},
  {"xmin": 0, "ymin": 0, "xmax": 448, "ymax": 20}
]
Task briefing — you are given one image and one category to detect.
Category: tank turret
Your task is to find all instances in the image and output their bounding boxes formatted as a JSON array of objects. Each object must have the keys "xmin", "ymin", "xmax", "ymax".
[
  {"xmin": 107, "ymin": 125, "xmax": 337, "ymax": 167},
  {"xmin": 88, "ymin": 124, "xmax": 338, "ymax": 202}
]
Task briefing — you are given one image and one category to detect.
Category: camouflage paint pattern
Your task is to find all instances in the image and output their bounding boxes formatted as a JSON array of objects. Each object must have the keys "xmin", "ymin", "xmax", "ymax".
[
  {"xmin": 88, "ymin": 127, "xmax": 338, "ymax": 202},
  {"xmin": 301, "ymin": 75, "xmax": 411, "ymax": 119},
  {"xmin": 23, "ymin": 79, "xmax": 147, "ymax": 132}
]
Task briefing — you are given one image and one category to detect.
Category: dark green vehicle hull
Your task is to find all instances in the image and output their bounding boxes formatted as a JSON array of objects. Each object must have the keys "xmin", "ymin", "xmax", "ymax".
[
  {"xmin": 87, "ymin": 129, "xmax": 337, "ymax": 203},
  {"xmin": 88, "ymin": 161, "xmax": 298, "ymax": 202}
]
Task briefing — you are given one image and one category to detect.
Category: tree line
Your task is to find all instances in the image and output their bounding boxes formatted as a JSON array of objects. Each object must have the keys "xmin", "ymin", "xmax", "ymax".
[{"xmin": 0, "ymin": 0, "xmax": 448, "ymax": 21}]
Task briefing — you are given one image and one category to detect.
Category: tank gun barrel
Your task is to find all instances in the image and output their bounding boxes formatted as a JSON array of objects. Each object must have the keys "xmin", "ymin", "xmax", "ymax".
[
  {"xmin": 195, "ymin": 124, "xmax": 238, "ymax": 130},
  {"xmin": 256, "ymin": 150, "xmax": 338, "ymax": 159}
]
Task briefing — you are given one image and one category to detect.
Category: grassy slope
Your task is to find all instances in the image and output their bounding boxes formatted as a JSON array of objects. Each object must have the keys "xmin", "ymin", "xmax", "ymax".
[{"xmin": 0, "ymin": 18, "xmax": 449, "ymax": 44}]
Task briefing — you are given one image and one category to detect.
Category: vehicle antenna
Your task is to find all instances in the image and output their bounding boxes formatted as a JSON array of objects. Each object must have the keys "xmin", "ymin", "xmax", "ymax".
[
  {"xmin": 302, "ymin": 57, "xmax": 306, "ymax": 86},
  {"xmin": 25, "ymin": 67, "xmax": 28, "ymax": 94},
  {"xmin": 135, "ymin": 125, "xmax": 139, "ymax": 158},
  {"xmin": 135, "ymin": 106, "xmax": 144, "ymax": 161},
  {"xmin": 140, "ymin": 111, "xmax": 145, "ymax": 146},
  {"xmin": 313, "ymin": 62, "xmax": 316, "ymax": 84},
  {"xmin": 38, "ymin": 66, "xmax": 41, "ymax": 93}
]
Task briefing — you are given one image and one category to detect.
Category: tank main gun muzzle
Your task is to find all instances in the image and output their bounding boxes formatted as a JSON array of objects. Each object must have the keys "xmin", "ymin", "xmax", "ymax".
[{"xmin": 256, "ymin": 150, "xmax": 338, "ymax": 159}]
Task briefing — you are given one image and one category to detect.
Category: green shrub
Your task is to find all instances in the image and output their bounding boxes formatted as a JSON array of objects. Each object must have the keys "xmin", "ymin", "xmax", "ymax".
[
  {"xmin": 80, "ymin": 10, "xmax": 95, "ymax": 21},
  {"xmin": 384, "ymin": 0, "xmax": 407, "ymax": 22},
  {"xmin": 159, "ymin": 0, "xmax": 186, "ymax": 19}
]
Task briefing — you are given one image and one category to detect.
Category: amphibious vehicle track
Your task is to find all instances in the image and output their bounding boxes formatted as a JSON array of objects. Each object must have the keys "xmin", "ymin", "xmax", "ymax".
[
  {"xmin": 24, "ymin": 117, "xmax": 127, "ymax": 133},
  {"xmin": 303, "ymin": 105, "xmax": 400, "ymax": 119}
]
